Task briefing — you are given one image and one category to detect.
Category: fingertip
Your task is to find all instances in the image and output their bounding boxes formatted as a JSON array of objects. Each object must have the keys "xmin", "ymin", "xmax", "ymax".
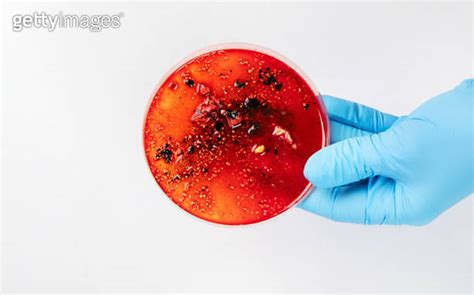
[
  {"xmin": 320, "ymin": 95, "xmax": 345, "ymax": 114},
  {"xmin": 295, "ymin": 186, "xmax": 320, "ymax": 212},
  {"xmin": 296, "ymin": 195, "xmax": 309, "ymax": 209},
  {"xmin": 320, "ymin": 94, "xmax": 336, "ymax": 101},
  {"xmin": 304, "ymin": 151, "xmax": 332, "ymax": 188},
  {"xmin": 303, "ymin": 153, "xmax": 319, "ymax": 185},
  {"xmin": 321, "ymin": 94, "xmax": 341, "ymax": 102}
]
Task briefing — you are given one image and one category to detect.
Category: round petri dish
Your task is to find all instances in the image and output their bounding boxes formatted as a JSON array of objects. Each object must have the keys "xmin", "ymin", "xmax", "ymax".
[{"xmin": 143, "ymin": 43, "xmax": 329, "ymax": 225}]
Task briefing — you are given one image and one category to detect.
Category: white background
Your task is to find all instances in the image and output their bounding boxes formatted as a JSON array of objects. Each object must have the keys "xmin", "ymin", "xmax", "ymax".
[{"xmin": 2, "ymin": 2, "xmax": 472, "ymax": 293}]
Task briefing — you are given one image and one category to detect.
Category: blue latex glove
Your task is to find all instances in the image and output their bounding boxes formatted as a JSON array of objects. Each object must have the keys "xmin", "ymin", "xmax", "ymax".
[{"xmin": 299, "ymin": 79, "xmax": 473, "ymax": 225}]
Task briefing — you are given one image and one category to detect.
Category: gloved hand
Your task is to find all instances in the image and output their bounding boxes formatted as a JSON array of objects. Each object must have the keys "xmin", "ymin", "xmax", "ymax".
[{"xmin": 298, "ymin": 79, "xmax": 473, "ymax": 225}]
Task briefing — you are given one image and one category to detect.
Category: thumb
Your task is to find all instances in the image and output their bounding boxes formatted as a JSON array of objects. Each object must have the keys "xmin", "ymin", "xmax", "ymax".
[{"xmin": 304, "ymin": 133, "xmax": 388, "ymax": 188}]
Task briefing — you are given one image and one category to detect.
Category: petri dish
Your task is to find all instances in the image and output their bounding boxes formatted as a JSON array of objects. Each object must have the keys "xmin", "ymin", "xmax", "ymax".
[{"xmin": 143, "ymin": 43, "xmax": 329, "ymax": 225}]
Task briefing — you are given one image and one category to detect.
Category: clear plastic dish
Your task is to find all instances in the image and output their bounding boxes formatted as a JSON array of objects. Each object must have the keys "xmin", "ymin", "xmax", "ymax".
[{"xmin": 143, "ymin": 43, "xmax": 329, "ymax": 226}]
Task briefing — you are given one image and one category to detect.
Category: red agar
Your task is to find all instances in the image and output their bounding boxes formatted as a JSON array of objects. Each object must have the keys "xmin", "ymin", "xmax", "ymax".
[{"xmin": 144, "ymin": 48, "xmax": 328, "ymax": 225}]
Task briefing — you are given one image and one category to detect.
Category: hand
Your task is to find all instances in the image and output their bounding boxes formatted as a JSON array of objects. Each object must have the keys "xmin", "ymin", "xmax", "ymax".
[{"xmin": 298, "ymin": 79, "xmax": 473, "ymax": 225}]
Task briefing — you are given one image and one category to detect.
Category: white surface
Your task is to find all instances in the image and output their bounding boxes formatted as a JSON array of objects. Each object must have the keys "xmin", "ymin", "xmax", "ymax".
[{"xmin": 2, "ymin": 2, "xmax": 472, "ymax": 293}]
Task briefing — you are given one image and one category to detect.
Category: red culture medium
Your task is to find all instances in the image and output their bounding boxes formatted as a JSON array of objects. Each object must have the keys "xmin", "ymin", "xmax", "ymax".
[{"xmin": 144, "ymin": 47, "xmax": 328, "ymax": 225}]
